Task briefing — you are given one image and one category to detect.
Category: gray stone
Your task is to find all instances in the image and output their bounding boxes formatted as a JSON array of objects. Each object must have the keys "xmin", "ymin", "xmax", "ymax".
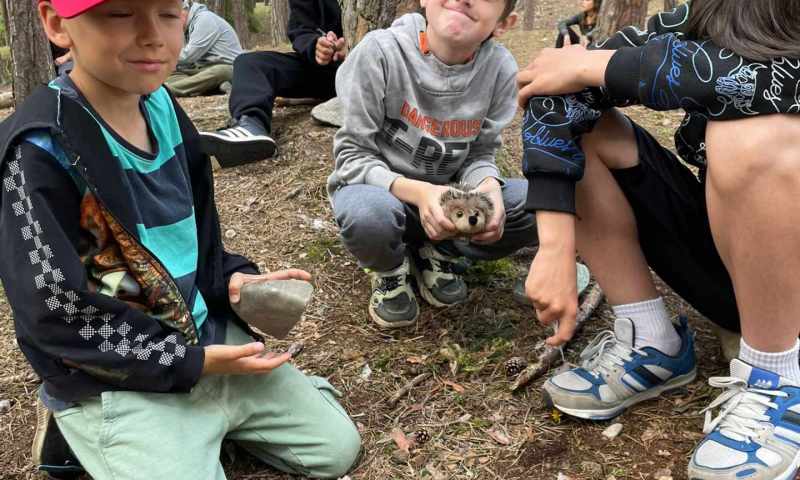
[
  {"xmin": 0, "ymin": 399, "xmax": 11, "ymax": 414},
  {"xmin": 311, "ymin": 96, "xmax": 343, "ymax": 128},
  {"xmin": 232, "ymin": 280, "xmax": 314, "ymax": 339}
]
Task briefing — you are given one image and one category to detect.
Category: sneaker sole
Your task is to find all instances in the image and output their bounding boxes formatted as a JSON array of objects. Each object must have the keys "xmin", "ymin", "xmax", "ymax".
[
  {"xmin": 549, "ymin": 369, "xmax": 697, "ymax": 421},
  {"xmin": 31, "ymin": 399, "xmax": 51, "ymax": 465},
  {"xmin": 199, "ymin": 132, "xmax": 276, "ymax": 167},
  {"xmin": 368, "ymin": 303, "xmax": 418, "ymax": 329},
  {"xmin": 688, "ymin": 446, "xmax": 800, "ymax": 480}
]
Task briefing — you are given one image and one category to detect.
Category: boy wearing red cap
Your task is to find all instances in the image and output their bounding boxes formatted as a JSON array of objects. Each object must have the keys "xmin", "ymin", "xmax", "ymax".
[{"xmin": 0, "ymin": 1, "xmax": 360, "ymax": 478}]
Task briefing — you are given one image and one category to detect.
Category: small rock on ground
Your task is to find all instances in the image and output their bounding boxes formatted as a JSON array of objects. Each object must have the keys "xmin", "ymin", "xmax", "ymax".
[
  {"xmin": 311, "ymin": 97, "xmax": 343, "ymax": 128},
  {"xmin": 602, "ymin": 423, "xmax": 623, "ymax": 440}
]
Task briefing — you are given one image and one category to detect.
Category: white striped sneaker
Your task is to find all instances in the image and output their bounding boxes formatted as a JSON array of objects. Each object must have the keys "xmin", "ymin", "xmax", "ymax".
[
  {"xmin": 688, "ymin": 360, "xmax": 800, "ymax": 480},
  {"xmin": 543, "ymin": 316, "xmax": 697, "ymax": 420},
  {"xmin": 199, "ymin": 115, "xmax": 276, "ymax": 167}
]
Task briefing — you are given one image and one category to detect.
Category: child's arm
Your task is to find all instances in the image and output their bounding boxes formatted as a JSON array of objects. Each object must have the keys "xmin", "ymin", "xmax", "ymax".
[
  {"xmin": 178, "ymin": 13, "xmax": 223, "ymax": 67},
  {"xmin": 288, "ymin": 0, "xmax": 341, "ymax": 66},
  {"xmin": 0, "ymin": 143, "xmax": 205, "ymax": 393},
  {"xmin": 557, "ymin": 13, "xmax": 582, "ymax": 39},
  {"xmin": 332, "ymin": 33, "xmax": 402, "ymax": 193}
]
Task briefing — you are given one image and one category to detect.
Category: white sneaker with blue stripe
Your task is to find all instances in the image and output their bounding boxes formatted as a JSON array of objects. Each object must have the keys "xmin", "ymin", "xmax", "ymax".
[
  {"xmin": 543, "ymin": 316, "xmax": 697, "ymax": 420},
  {"xmin": 688, "ymin": 360, "xmax": 800, "ymax": 480}
]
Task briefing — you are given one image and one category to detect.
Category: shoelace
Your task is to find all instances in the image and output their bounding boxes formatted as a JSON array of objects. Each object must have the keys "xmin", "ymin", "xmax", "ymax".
[
  {"xmin": 377, "ymin": 274, "xmax": 402, "ymax": 293},
  {"xmin": 701, "ymin": 376, "xmax": 786, "ymax": 442},
  {"xmin": 578, "ymin": 330, "xmax": 647, "ymax": 378},
  {"xmin": 429, "ymin": 257, "xmax": 455, "ymax": 275}
]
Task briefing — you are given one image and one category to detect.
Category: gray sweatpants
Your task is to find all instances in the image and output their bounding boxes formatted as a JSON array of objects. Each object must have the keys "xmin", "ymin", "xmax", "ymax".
[{"xmin": 331, "ymin": 179, "xmax": 538, "ymax": 272}]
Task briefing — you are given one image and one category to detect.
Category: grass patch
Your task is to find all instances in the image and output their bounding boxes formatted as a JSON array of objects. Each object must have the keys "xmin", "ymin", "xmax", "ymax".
[
  {"xmin": 464, "ymin": 258, "xmax": 518, "ymax": 285},
  {"xmin": 250, "ymin": 3, "xmax": 269, "ymax": 33},
  {"xmin": 305, "ymin": 236, "xmax": 342, "ymax": 262}
]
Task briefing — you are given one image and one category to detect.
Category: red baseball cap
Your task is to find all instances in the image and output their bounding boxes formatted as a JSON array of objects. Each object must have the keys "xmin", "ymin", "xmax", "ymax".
[{"xmin": 40, "ymin": 0, "xmax": 108, "ymax": 18}]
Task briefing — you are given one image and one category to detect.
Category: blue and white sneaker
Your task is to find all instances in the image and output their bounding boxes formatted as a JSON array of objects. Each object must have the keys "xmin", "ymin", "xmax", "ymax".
[
  {"xmin": 543, "ymin": 316, "xmax": 697, "ymax": 420},
  {"xmin": 688, "ymin": 360, "xmax": 800, "ymax": 480}
]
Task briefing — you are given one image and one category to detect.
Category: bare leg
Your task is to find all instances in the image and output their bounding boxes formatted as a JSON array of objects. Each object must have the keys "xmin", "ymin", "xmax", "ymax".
[
  {"xmin": 575, "ymin": 109, "xmax": 659, "ymax": 305},
  {"xmin": 705, "ymin": 115, "xmax": 800, "ymax": 352}
]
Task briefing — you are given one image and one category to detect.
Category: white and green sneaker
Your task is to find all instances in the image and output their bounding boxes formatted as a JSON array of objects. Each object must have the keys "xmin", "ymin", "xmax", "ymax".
[
  {"xmin": 367, "ymin": 256, "xmax": 419, "ymax": 329},
  {"xmin": 414, "ymin": 243, "xmax": 468, "ymax": 307}
]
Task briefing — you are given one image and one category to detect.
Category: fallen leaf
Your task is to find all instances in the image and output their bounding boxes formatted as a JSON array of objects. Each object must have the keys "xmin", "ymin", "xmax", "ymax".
[
  {"xmin": 442, "ymin": 379, "xmax": 466, "ymax": 393},
  {"xmin": 406, "ymin": 355, "xmax": 427, "ymax": 364},
  {"xmin": 390, "ymin": 428, "xmax": 412, "ymax": 453},
  {"xmin": 487, "ymin": 428, "xmax": 512, "ymax": 445}
]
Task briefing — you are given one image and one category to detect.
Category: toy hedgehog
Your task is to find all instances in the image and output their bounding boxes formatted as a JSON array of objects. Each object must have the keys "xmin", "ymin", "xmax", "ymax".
[{"xmin": 439, "ymin": 183, "xmax": 495, "ymax": 236}]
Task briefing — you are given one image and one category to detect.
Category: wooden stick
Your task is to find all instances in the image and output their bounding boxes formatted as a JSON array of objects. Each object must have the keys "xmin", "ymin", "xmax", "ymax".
[
  {"xmin": 274, "ymin": 97, "xmax": 323, "ymax": 107},
  {"xmin": 387, "ymin": 372, "xmax": 432, "ymax": 407},
  {"xmin": 510, "ymin": 283, "xmax": 604, "ymax": 392}
]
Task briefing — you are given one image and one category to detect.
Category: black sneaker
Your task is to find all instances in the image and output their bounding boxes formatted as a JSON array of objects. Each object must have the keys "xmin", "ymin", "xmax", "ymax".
[
  {"xmin": 414, "ymin": 243, "xmax": 468, "ymax": 307},
  {"xmin": 367, "ymin": 257, "xmax": 419, "ymax": 329},
  {"xmin": 199, "ymin": 115, "xmax": 276, "ymax": 167},
  {"xmin": 32, "ymin": 399, "xmax": 84, "ymax": 479}
]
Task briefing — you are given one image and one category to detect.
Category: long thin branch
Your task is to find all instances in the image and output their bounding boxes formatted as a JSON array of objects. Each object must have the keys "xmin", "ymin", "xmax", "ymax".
[
  {"xmin": 387, "ymin": 373, "xmax": 432, "ymax": 407},
  {"xmin": 510, "ymin": 283, "xmax": 604, "ymax": 392}
]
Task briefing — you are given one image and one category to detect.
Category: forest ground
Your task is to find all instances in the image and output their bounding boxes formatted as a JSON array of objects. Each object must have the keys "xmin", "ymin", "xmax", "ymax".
[{"xmin": 0, "ymin": 1, "xmax": 736, "ymax": 479}]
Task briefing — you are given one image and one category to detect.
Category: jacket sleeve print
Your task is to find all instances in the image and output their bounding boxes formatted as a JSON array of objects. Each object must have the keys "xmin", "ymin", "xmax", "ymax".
[
  {"xmin": 0, "ymin": 142, "xmax": 205, "ymax": 395},
  {"xmin": 522, "ymin": 1, "xmax": 800, "ymax": 213}
]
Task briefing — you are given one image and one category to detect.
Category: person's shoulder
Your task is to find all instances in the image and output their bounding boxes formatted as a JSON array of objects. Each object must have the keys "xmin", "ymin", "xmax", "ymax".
[{"xmin": 0, "ymin": 87, "xmax": 60, "ymax": 166}]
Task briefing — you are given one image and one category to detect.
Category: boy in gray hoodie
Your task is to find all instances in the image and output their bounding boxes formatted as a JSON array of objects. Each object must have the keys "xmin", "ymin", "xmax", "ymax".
[{"xmin": 329, "ymin": 0, "xmax": 537, "ymax": 329}]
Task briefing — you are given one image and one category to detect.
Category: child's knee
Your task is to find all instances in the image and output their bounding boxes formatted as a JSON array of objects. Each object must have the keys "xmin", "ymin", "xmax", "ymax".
[
  {"xmin": 583, "ymin": 109, "xmax": 638, "ymax": 169},
  {"xmin": 311, "ymin": 425, "xmax": 362, "ymax": 479},
  {"xmin": 707, "ymin": 116, "xmax": 800, "ymax": 195},
  {"xmin": 335, "ymin": 191, "xmax": 405, "ymax": 244}
]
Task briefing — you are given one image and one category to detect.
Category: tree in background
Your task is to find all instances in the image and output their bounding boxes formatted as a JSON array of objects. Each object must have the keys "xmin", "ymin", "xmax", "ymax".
[
  {"xmin": 341, "ymin": 0, "xmax": 398, "ymax": 48},
  {"xmin": 205, "ymin": 0, "xmax": 256, "ymax": 48},
  {"xmin": 594, "ymin": 0, "xmax": 647, "ymax": 42},
  {"xmin": 269, "ymin": 0, "xmax": 289, "ymax": 46},
  {"xmin": 3, "ymin": 0, "xmax": 54, "ymax": 107},
  {"xmin": 523, "ymin": 0, "xmax": 537, "ymax": 31}
]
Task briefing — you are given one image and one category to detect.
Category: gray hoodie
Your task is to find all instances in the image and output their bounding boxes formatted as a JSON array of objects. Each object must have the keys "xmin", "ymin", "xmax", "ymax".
[
  {"xmin": 179, "ymin": 3, "xmax": 243, "ymax": 67},
  {"xmin": 328, "ymin": 13, "xmax": 518, "ymax": 198}
]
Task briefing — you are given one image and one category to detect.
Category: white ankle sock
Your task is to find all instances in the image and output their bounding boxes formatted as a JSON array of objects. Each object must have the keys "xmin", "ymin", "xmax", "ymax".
[
  {"xmin": 739, "ymin": 338, "xmax": 800, "ymax": 384},
  {"xmin": 612, "ymin": 297, "xmax": 681, "ymax": 356}
]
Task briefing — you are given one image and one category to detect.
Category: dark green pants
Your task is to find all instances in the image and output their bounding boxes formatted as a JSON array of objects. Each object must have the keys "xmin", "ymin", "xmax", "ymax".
[{"xmin": 166, "ymin": 64, "xmax": 234, "ymax": 97}]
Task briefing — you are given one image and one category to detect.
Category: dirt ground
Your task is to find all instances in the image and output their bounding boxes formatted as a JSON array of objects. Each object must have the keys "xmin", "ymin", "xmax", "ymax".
[{"xmin": 0, "ymin": 1, "xmax": 739, "ymax": 479}]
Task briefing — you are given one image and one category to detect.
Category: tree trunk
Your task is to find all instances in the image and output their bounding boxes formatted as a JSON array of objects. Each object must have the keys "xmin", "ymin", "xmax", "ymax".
[
  {"xmin": 595, "ymin": 0, "xmax": 648, "ymax": 42},
  {"xmin": 0, "ymin": 0, "xmax": 10, "ymax": 47},
  {"xmin": 523, "ymin": 0, "xmax": 537, "ymax": 31},
  {"xmin": 206, "ymin": 0, "xmax": 225, "ymax": 17},
  {"xmin": 5, "ymin": 0, "xmax": 54, "ymax": 107},
  {"xmin": 664, "ymin": 0, "xmax": 678, "ymax": 11},
  {"xmin": 341, "ymin": 0, "xmax": 401, "ymax": 48},
  {"xmin": 396, "ymin": 0, "xmax": 420, "ymax": 16},
  {"xmin": 269, "ymin": 0, "xmax": 289, "ymax": 46},
  {"xmin": 229, "ymin": 0, "xmax": 251, "ymax": 48}
]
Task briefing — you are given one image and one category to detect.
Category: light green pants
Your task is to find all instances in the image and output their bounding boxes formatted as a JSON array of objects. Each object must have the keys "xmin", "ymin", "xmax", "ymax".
[
  {"xmin": 54, "ymin": 322, "xmax": 361, "ymax": 479},
  {"xmin": 165, "ymin": 64, "xmax": 234, "ymax": 97}
]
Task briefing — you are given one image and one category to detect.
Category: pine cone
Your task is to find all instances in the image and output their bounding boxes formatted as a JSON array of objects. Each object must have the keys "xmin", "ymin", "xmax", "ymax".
[
  {"xmin": 505, "ymin": 357, "xmax": 528, "ymax": 378},
  {"xmin": 412, "ymin": 429, "xmax": 431, "ymax": 445}
]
